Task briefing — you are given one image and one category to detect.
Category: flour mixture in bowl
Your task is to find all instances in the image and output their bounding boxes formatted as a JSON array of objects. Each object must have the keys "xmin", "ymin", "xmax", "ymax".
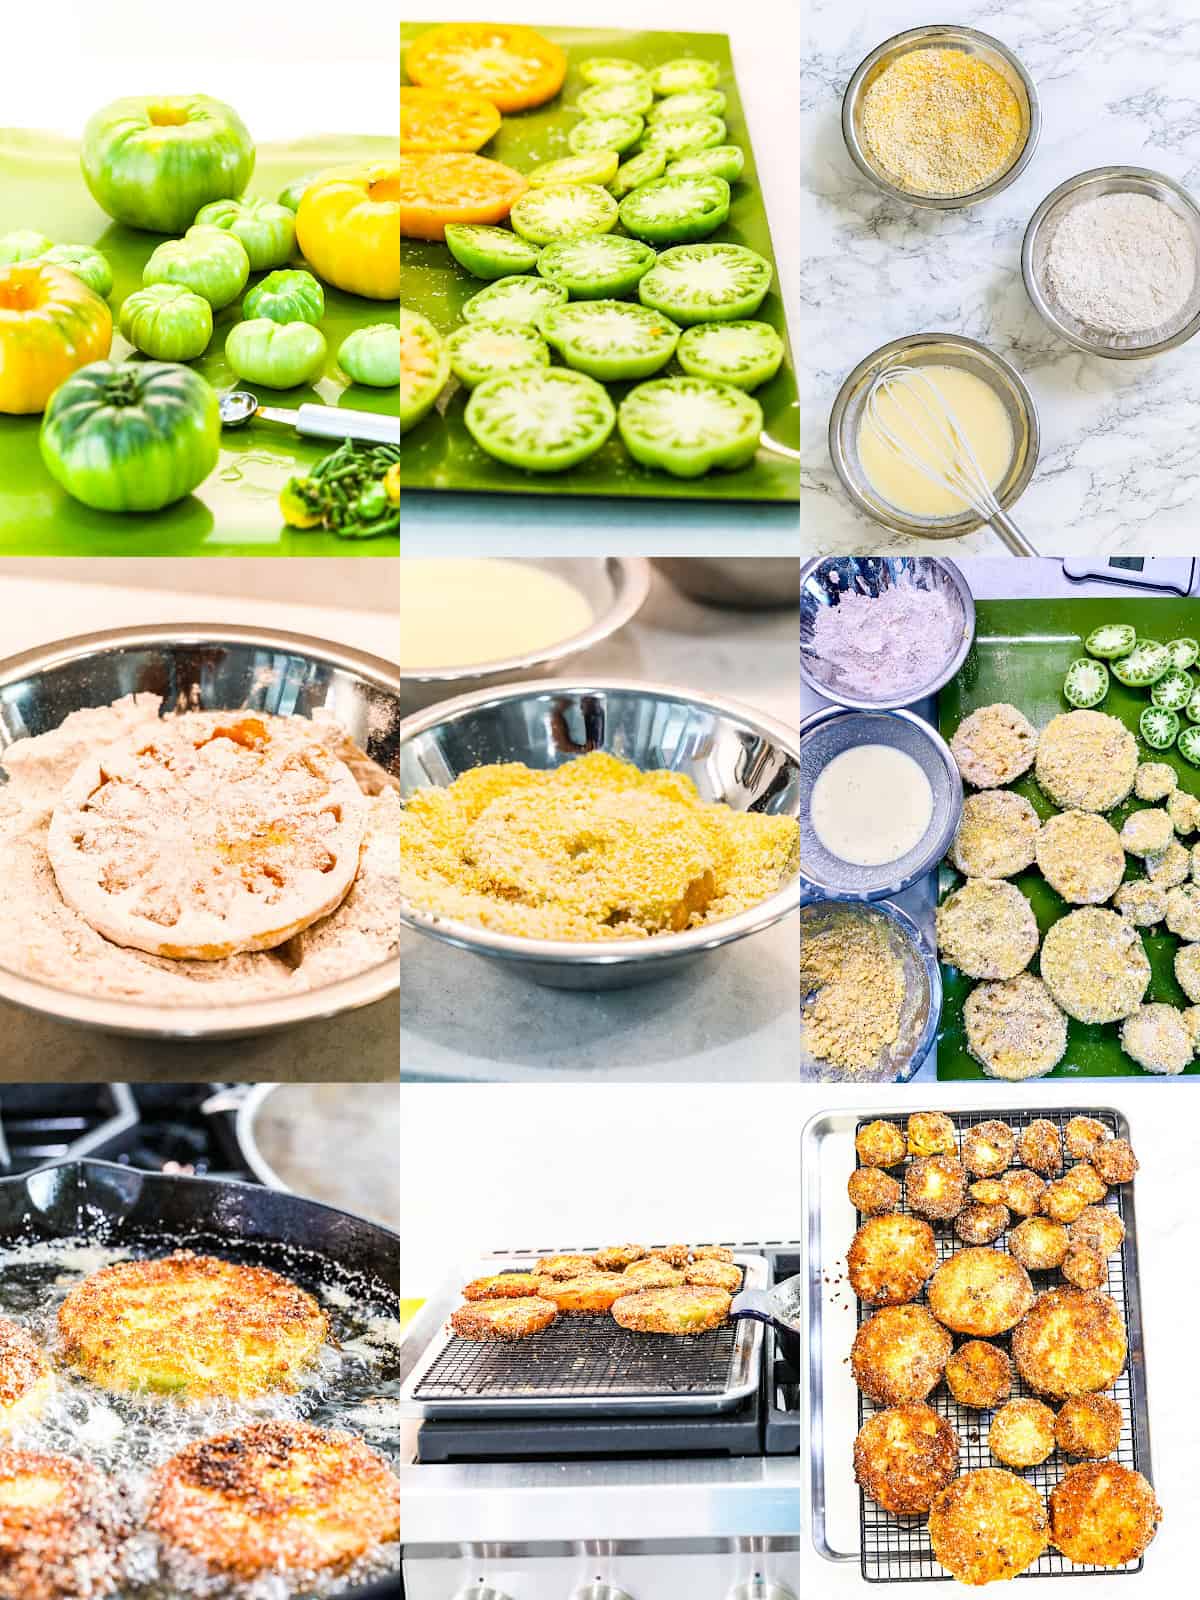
[{"xmin": 0, "ymin": 694, "xmax": 401, "ymax": 1006}]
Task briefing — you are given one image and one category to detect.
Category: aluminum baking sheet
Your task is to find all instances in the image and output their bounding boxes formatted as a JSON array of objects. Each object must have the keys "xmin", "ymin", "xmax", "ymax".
[
  {"xmin": 399, "ymin": 1250, "xmax": 766, "ymax": 1419},
  {"xmin": 802, "ymin": 1105, "xmax": 1153, "ymax": 1582}
]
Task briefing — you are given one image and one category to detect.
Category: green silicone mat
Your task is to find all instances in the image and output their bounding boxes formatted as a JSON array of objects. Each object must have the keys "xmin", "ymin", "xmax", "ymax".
[
  {"xmin": 0, "ymin": 130, "xmax": 398, "ymax": 557},
  {"xmin": 400, "ymin": 24, "xmax": 800, "ymax": 502},
  {"xmin": 937, "ymin": 598, "xmax": 1200, "ymax": 1079}
]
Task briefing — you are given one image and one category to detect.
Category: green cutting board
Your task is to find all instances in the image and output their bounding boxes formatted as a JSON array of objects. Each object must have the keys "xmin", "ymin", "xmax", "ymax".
[
  {"xmin": 938, "ymin": 598, "xmax": 1200, "ymax": 1079},
  {"xmin": 400, "ymin": 24, "xmax": 800, "ymax": 502},
  {"xmin": 0, "ymin": 130, "xmax": 398, "ymax": 556}
]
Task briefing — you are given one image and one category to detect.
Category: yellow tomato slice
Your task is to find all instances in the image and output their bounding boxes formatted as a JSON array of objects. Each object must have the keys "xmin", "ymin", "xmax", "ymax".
[
  {"xmin": 401, "ymin": 86, "xmax": 501, "ymax": 153},
  {"xmin": 405, "ymin": 23, "xmax": 567, "ymax": 114},
  {"xmin": 399, "ymin": 153, "xmax": 529, "ymax": 242}
]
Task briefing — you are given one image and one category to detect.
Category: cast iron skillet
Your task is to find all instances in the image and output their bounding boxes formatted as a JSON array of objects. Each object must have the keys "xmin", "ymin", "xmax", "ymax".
[{"xmin": 0, "ymin": 1159, "xmax": 403, "ymax": 1600}]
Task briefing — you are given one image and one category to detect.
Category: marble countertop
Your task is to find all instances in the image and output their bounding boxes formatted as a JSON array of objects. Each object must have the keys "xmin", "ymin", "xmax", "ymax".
[
  {"xmin": 401, "ymin": 568, "xmax": 801, "ymax": 1082},
  {"xmin": 802, "ymin": 0, "xmax": 1200, "ymax": 557}
]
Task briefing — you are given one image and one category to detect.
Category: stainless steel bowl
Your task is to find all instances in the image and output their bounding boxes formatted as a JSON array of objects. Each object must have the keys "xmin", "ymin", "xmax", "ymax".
[
  {"xmin": 800, "ymin": 557, "xmax": 975, "ymax": 710},
  {"xmin": 828, "ymin": 332, "xmax": 1041, "ymax": 538},
  {"xmin": 0, "ymin": 623, "xmax": 400, "ymax": 1039},
  {"xmin": 842, "ymin": 24, "xmax": 1040, "ymax": 209},
  {"xmin": 1022, "ymin": 165, "xmax": 1200, "ymax": 359},
  {"xmin": 651, "ymin": 558, "xmax": 801, "ymax": 610},
  {"xmin": 400, "ymin": 556, "xmax": 650, "ymax": 716},
  {"xmin": 800, "ymin": 898, "xmax": 940, "ymax": 1082},
  {"xmin": 399, "ymin": 678, "xmax": 802, "ymax": 990},
  {"xmin": 799, "ymin": 705, "xmax": 962, "ymax": 900}
]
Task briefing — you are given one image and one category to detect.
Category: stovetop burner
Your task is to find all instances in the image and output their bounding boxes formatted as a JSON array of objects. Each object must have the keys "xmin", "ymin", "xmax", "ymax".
[{"xmin": 0, "ymin": 1083, "xmax": 253, "ymax": 1182}]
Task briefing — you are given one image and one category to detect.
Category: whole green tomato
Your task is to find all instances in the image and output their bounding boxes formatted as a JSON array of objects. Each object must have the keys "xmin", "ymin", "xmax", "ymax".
[
  {"xmin": 225, "ymin": 319, "xmax": 327, "ymax": 388},
  {"xmin": 81, "ymin": 95, "xmax": 255, "ymax": 234},
  {"xmin": 194, "ymin": 196, "xmax": 296, "ymax": 272},
  {"xmin": 0, "ymin": 229, "xmax": 53, "ymax": 264},
  {"xmin": 278, "ymin": 172, "xmax": 321, "ymax": 212},
  {"xmin": 36, "ymin": 244, "xmax": 113, "ymax": 299},
  {"xmin": 338, "ymin": 324, "xmax": 401, "ymax": 387},
  {"xmin": 118, "ymin": 284, "xmax": 213, "ymax": 361},
  {"xmin": 143, "ymin": 225, "xmax": 249, "ymax": 310},
  {"xmin": 40, "ymin": 359, "xmax": 221, "ymax": 512},
  {"xmin": 242, "ymin": 269, "xmax": 324, "ymax": 326}
]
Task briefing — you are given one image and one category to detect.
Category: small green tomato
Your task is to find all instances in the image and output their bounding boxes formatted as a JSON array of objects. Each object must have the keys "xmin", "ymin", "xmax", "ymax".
[
  {"xmin": 35, "ymin": 244, "xmax": 114, "ymax": 298},
  {"xmin": 338, "ymin": 324, "xmax": 400, "ymax": 387},
  {"xmin": 119, "ymin": 283, "xmax": 213, "ymax": 361},
  {"xmin": 194, "ymin": 196, "xmax": 296, "ymax": 271},
  {"xmin": 143, "ymin": 225, "xmax": 250, "ymax": 310},
  {"xmin": 225, "ymin": 318, "xmax": 327, "ymax": 388},
  {"xmin": 278, "ymin": 172, "xmax": 321, "ymax": 212},
  {"xmin": 242, "ymin": 268, "xmax": 325, "ymax": 326},
  {"xmin": 0, "ymin": 229, "xmax": 53, "ymax": 264}
]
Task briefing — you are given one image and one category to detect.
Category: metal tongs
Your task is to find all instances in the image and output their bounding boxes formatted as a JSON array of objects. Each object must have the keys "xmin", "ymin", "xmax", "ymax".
[
  {"xmin": 729, "ymin": 1270, "xmax": 803, "ymax": 1336},
  {"xmin": 219, "ymin": 389, "xmax": 400, "ymax": 446}
]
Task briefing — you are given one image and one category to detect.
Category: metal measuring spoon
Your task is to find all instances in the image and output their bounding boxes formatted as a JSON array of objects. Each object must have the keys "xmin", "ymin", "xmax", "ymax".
[{"xmin": 219, "ymin": 390, "xmax": 400, "ymax": 447}]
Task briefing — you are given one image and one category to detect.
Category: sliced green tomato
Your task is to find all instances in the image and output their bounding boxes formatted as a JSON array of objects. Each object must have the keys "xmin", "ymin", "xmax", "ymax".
[
  {"xmin": 1180, "ymin": 725, "xmax": 1200, "ymax": 766},
  {"xmin": 608, "ymin": 148, "xmax": 668, "ymax": 199},
  {"xmin": 677, "ymin": 320, "xmax": 783, "ymax": 390},
  {"xmin": 1112, "ymin": 639, "xmax": 1171, "ymax": 686},
  {"xmin": 538, "ymin": 300, "xmax": 679, "ymax": 381},
  {"xmin": 462, "ymin": 274, "xmax": 568, "ymax": 327},
  {"xmin": 400, "ymin": 307, "xmax": 450, "ymax": 431},
  {"xmin": 537, "ymin": 235, "xmax": 656, "ymax": 299},
  {"xmin": 639, "ymin": 243, "xmax": 773, "ymax": 325},
  {"xmin": 618, "ymin": 174, "xmax": 730, "ymax": 244},
  {"xmin": 568, "ymin": 114, "xmax": 645, "ymax": 156},
  {"xmin": 646, "ymin": 89, "xmax": 726, "ymax": 123},
  {"xmin": 1085, "ymin": 623, "xmax": 1137, "ymax": 660},
  {"xmin": 578, "ymin": 81, "xmax": 654, "ymax": 118},
  {"xmin": 446, "ymin": 322, "xmax": 550, "ymax": 387},
  {"xmin": 668, "ymin": 145, "xmax": 746, "ymax": 184},
  {"xmin": 1187, "ymin": 687, "xmax": 1200, "ymax": 724},
  {"xmin": 640, "ymin": 115, "xmax": 726, "ymax": 161},
  {"xmin": 579, "ymin": 57, "xmax": 651, "ymax": 88},
  {"xmin": 527, "ymin": 152, "xmax": 620, "ymax": 189},
  {"xmin": 510, "ymin": 184, "xmax": 619, "ymax": 245},
  {"xmin": 617, "ymin": 376, "xmax": 762, "ymax": 477},
  {"xmin": 1141, "ymin": 707, "xmax": 1180, "ymax": 750},
  {"xmin": 1153, "ymin": 668, "xmax": 1195, "ymax": 709},
  {"xmin": 444, "ymin": 223, "xmax": 541, "ymax": 280},
  {"xmin": 465, "ymin": 367, "xmax": 616, "ymax": 472},
  {"xmin": 1167, "ymin": 637, "xmax": 1199, "ymax": 671},
  {"xmin": 1063, "ymin": 657, "xmax": 1110, "ymax": 708},
  {"xmin": 650, "ymin": 58, "xmax": 721, "ymax": 95}
]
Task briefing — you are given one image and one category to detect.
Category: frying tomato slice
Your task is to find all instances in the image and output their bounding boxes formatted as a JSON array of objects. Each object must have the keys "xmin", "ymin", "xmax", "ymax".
[
  {"xmin": 405, "ymin": 23, "xmax": 567, "ymax": 114},
  {"xmin": 399, "ymin": 153, "xmax": 529, "ymax": 242},
  {"xmin": 400, "ymin": 86, "xmax": 501, "ymax": 153}
]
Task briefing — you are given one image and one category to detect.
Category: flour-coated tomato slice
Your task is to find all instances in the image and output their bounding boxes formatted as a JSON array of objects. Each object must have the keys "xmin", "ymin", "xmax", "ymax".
[
  {"xmin": 405, "ymin": 23, "xmax": 567, "ymax": 114},
  {"xmin": 399, "ymin": 153, "xmax": 529, "ymax": 242},
  {"xmin": 400, "ymin": 86, "xmax": 501, "ymax": 153}
]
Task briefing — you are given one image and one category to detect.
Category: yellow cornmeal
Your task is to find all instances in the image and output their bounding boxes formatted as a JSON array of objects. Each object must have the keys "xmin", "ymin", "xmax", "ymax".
[
  {"xmin": 860, "ymin": 47, "xmax": 1022, "ymax": 198},
  {"xmin": 398, "ymin": 751, "xmax": 798, "ymax": 940},
  {"xmin": 800, "ymin": 920, "xmax": 904, "ymax": 1073}
]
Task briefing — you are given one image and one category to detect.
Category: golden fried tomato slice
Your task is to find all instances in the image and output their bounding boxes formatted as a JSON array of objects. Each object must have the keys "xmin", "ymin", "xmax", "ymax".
[
  {"xmin": 854, "ymin": 1404, "xmax": 959, "ymax": 1514},
  {"xmin": 0, "ymin": 1447, "xmax": 128, "ymax": 1600},
  {"xmin": 1049, "ymin": 1462, "xmax": 1161, "ymax": 1566},
  {"xmin": 1012, "ymin": 1288, "xmax": 1127, "ymax": 1398},
  {"xmin": 401, "ymin": 86, "xmax": 501, "ymax": 152},
  {"xmin": 928, "ymin": 1468, "xmax": 1049, "ymax": 1584},
  {"xmin": 927, "ymin": 1248, "xmax": 1034, "ymax": 1336},
  {"xmin": 847, "ymin": 1214, "xmax": 937, "ymax": 1306},
  {"xmin": 399, "ymin": 153, "xmax": 529, "ymax": 241},
  {"xmin": 405, "ymin": 23, "xmax": 567, "ymax": 112}
]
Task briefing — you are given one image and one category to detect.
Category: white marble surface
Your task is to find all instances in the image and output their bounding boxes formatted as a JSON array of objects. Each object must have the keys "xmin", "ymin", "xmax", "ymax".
[
  {"xmin": 802, "ymin": 0, "xmax": 1200, "ymax": 557},
  {"xmin": 400, "ymin": 567, "xmax": 801, "ymax": 1081},
  {"xmin": 800, "ymin": 1081, "xmax": 1198, "ymax": 1597}
]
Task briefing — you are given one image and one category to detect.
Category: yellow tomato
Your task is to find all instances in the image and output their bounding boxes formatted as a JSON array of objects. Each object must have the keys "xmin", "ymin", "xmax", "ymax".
[
  {"xmin": 296, "ymin": 165, "xmax": 400, "ymax": 301},
  {"xmin": 0, "ymin": 263, "xmax": 113, "ymax": 414}
]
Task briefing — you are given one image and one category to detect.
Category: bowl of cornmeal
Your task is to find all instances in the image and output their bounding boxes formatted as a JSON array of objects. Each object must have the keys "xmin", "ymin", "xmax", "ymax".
[{"xmin": 398, "ymin": 679, "xmax": 802, "ymax": 989}]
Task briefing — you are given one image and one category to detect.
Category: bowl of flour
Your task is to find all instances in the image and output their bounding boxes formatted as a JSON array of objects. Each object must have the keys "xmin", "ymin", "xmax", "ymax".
[{"xmin": 1023, "ymin": 165, "xmax": 1200, "ymax": 358}]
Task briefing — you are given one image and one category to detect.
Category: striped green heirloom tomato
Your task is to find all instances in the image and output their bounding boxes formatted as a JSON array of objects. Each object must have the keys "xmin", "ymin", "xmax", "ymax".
[
  {"xmin": 39, "ymin": 360, "xmax": 221, "ymax": 512},
  {"xmin": 81, "ymin": 95, "xmax": 255, "ymax": 234},
  {"xmin": 278, "ymin": 172, "xmax": 321, "ymax": 212},
  {"xmin": 242, "ymin": 269, "xmax": 325, "ymax": 326},
  {"xmin": 193, "ymin": 196, "xmax": 296, "ymax": 271},
  {"xmin": 338, "ymin": 325, "xmax": 401, "ymax": 387},
  {"xmin": 34, "ymin": 245, "xmax": 113, "ymax": 298},
  {"xmin": 0, "ymin": 230, "xmax": 53, "ymax": 264},
  {"xmin": 118, "ymin": 284, "xmax": 213, "ymax": 361},
  {"xmin": 143, "ymin": 226, "xmax": 249, "ymax": 310},
  {"xmin": 225, "ymin": 319, "xmax": 327, "ymax": 388}
]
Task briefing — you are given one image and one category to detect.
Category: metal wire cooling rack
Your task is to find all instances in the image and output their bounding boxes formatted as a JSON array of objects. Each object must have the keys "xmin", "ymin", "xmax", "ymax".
[{"xmin": 853, "ymin": 1108, "xmax": 1149, "ymax": 1583}]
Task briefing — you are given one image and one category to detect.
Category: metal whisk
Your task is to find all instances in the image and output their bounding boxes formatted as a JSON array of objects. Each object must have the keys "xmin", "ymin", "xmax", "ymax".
[{"xmin": 864, "ymin": 365, "xmax": 1038, "ymax": 556}]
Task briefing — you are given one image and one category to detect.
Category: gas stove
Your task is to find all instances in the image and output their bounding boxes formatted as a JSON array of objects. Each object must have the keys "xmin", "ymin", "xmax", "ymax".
[{"xmin": 398, "ymin": 1242, "xmax": 802, "ymax": 1600}]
